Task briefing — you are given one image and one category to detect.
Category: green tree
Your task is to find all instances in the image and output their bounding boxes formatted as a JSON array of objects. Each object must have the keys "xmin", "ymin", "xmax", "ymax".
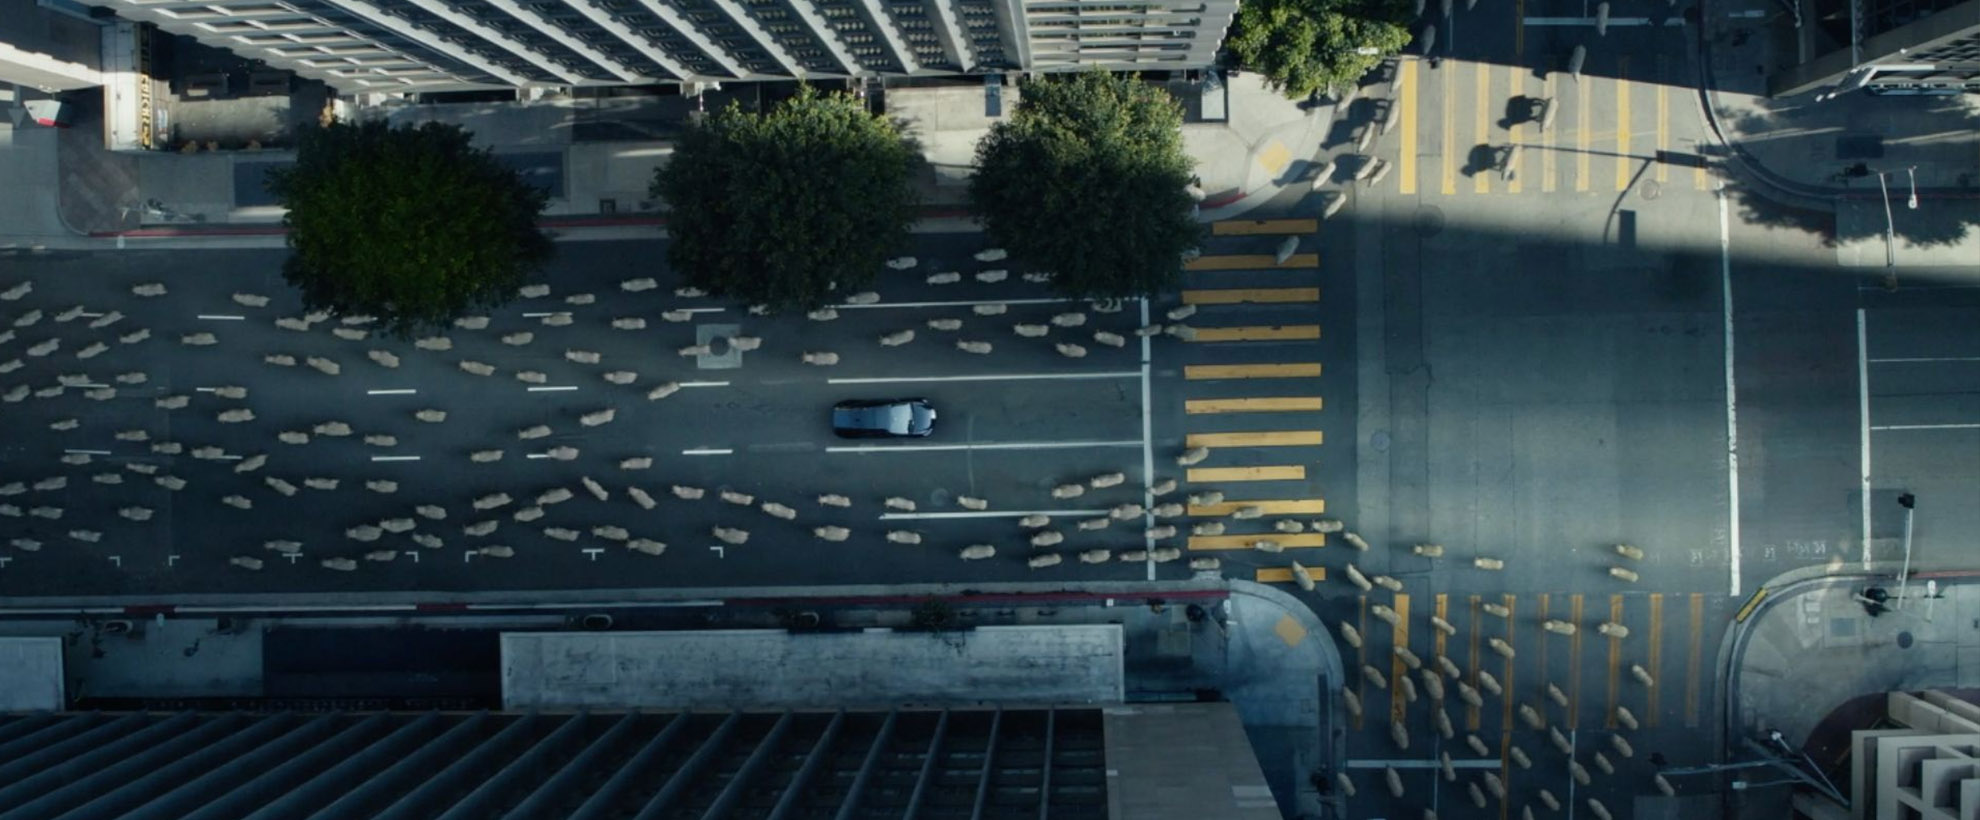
[
  {"xmin": 969, "ymin": 70, "xmax": 1202, "ymax": 300},
  {"xmin": 652, "ymin": 86, "xmax": 919, "ymax": 312},
  {"xmin": 1227, "ymin": 0, "xmax": 1414, "ymax": 100},
  {"xmin": 268, "ymin": 120, "xmax": 551, "ymax": 334}
]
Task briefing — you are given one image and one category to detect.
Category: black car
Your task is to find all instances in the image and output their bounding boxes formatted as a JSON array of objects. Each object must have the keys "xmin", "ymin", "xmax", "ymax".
[{"xmin": 832, "ymin": 398, "xmax": 937, "ymax": 438}]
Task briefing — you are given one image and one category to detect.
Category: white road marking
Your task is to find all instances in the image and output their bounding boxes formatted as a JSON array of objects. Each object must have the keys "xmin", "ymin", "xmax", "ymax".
[
  {"xmin": 680, "ymin": 381, "xmax": 730, "ymax": 388},
  {"xmin": 521, "ymin": 312, "xmax": 556, "ymax": 317},
  {"xmin": 827, "ymin": 440, "xmax": 1143, "ymax": 453},
  {"xmin": 1871, "ymin": 423, "xmax": 1980, "ymax": 431},
  {"xmin": 195, "ymin": 315, "xmax": 245, "ymax": 321},
  {"xmin": 63, "ymin": 449, "xmax": 111, "ymax": 455},
  {"xmin": 680, "ymin": 307, "xmax": 726, "ymax": 314},
  {"xmin": 78, "ymin": 312, "xmax": 102, "ymax": 319},
  {"xmin": 1858, "ymin": 308, "xmax": 1873, "ymax": 570},
  {"xmin": 832, "ymin": 297, "xmax": 1077, "ymax": 310},
  {"xmin": 195, "ymin": 387, "xmax": 217, "ymax": 393},
  {"xmin": 582, "ymin": 548, "xmax": 604, "ymax": 561},
  {"xmin": 1344, "ymin": 759, "xmax": 1504, "ymax": 769},
  {"xmin": 879, "ymin": 509, "xmax": 1109, "ymax": 521},
  {"xmin": 370, "ymin": 455, "xmax": 422, "ymax": 462},
  {"xmin": 1523, "ymin": 15, "xmax": 1683, "ymax": 24},
  {"xmin": 1720, "ymin": 191, "xmax": 1742, "ymax": 597},
  {"xmin": 1867, "ymin": 356, "xmax": 1980, "ymax": 363},
  {"xmin": 527, "ymin": 386, "xmax": 578, "ymax": 392},
  {"xmin": 1139, "ymin": 297, "xmax": 1156, "ymax": 581},
  {"xmin": 829, "ymin": 371, "xmax": 1139, "ymax": 385},
  {"xmin": 367, "ymin": 389, "xmax": 417, "ymax": 395},
  {"xmin": 683, "ymin": 448, "xmax": 734, "ymax": 455}
]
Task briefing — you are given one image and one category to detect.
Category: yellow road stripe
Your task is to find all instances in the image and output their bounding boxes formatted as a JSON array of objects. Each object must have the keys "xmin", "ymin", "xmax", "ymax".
[
  {"xmin": 1185, "ymin": 430, "xmax": 1324, "ymax": 447},
  {"xmin": 1542, "ymin": 73, "xmax": 1558, "ymax": 193},
  {"xmin": 1211, "ymin": 219, "xmax": 1318, "ymax": 236},
  {"xmin": 1433, "ymin": 593, "xmax": 1449, "ymax": 666},
  {"xmin": 1184, "ymin": 253, "xmax": 1318, "ymax": 271},
  {"xmin": 1188, "ymin": 325, "xmax": 1321, "ymax": 343},
  {"xmin": 1606, "ymin": 594, "xmax": 1623, "ymax": 729},
  {"xmin": 1648, "ymin": 592, "xmax": 1664, "ymax": 728},
  {"xmin": 1475, "ymin": 62, "xmax": 1491, "ymax": 194},
  {"xmin": 1537, "ymin": 592, "xmax": 1550, "ymax": 722},
  {"xmin": 1507, "ymin": 67, "xmax": 1524, "ymax": 194},
  {"xmin": 1569, "ymin": 594, "xmax": 1583, "ymax": 729},
  {"xmin": 1184, "ymin": 396, "xmax": 1323, "ymax": 414},
  {"xmin": 1390, "ymin": 593, "xmax": 1411, "ymax": 723},
  {"xmin": 1186, "ymin": 465, "xmax": 1307, "ymax": 482},
  {"xmin": 1400, "ymin": 60, "xmax": 1418, "ymax": 195},
  {"xmin": 1255, "ymin": 565, "xmax": 1325, "ymax": 583},
  {"xmin": 1576, "ymin": 73, "xmax": 1591, "ymax": 192},
  {"xmin": 1186, "ymin": 499, "xmax": 1325, "ymax": 517},
  {"xmin": 1182, "ymin": 287, "xmax": 1320, "ymax": 305},
  {"xmin": 1686, "ymin": 592, "xmax": 1703, "ymax": 727},
  {"xmin": 1615, "ymin": 59, "xmax": 1631, "ymax": 192},
  {"xmin": 1466, "ymin": 595, "xmax": 1482, "ymax": 731},
  {"xmin": 1442, "ymin": 60, "xmax": 1457, "ymax": 196},
  {"xmin": 1514, "ymin": 0, "xmax": 1525, "ymax": 56},
  {"xmin": 1655, "ymin": 85, "xmax": 1669, "ymax": 184},
  {"xmin": 1500, "ymin": 594, "xmax": 1516, "ymax": 734},
  {"xmin": 1188, "ymin": 532, "xmax": 1327, "ymax": 551},
  {"xmin": 1696, "ymin": 159, "xmax": 1710, "ymax": 191},
  {"xmin": 1184, "ymin": 363, "xmax": 1322, "ymax": 380}
]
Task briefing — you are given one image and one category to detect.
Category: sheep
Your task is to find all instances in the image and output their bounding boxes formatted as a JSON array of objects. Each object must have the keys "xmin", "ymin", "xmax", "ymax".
[
  {"xmin": 1615, "ymin": 543, "xmax": 1646, "ymax": 560},
  {"xmin": 80, "ymin": 387, "xmax": 115, "ymax": 401},
  {"xmin": 671, "ymin": 485, "xmax": 705, "ymax": 500},
  {"xmin": 674, "ymin": 286, "xmax": 706, "ymax": 298},
  {"xmin": 1363, "ymin": 665, "xmax": 1390, "ymax": 691},
  {"xmin": 604, "ymin": 371, "xmax": 638, "ymax": 385},
  {"xmin": 414, "ymin": 336, "xmax": 453, "ymax": 351},
  {"xmin": 720, "ymin": 489, "xmax": 755, "ymax": 506},
  {"xmin": 1488, "ymin": 637, "xmax": 1517, "ymax": 658},
  {"xmin": 959, "ymin": 544, "xmax": 996, "ymax": 560},
  {"xmin": 1151, "ymin": 502, "xmax": 1185, "ymax": 518},
  {"xmin": 1109, "ymin": 503, "xmax": 1144, "ymax": 520},
  {"xmin": 1077, "ymin": 517, "xmax": 1111, "ymax": 532},
  {"xmin": 580, "ymin": 476, "xmax": 609, "ymax": 501},
  {"xmin": 1344, "ymin": 563, "xmax": 1374, "ymax": 592},
  {"xmin": 29, "ymin": 506, "xmax": 62, "ymax": 519},
  {"xmin": 306, "ymin": 357, "xmax": 341, "ymax": 375},
  {"xmin": 1150, "ymin": 547, "xmax": 1183, "ymax": 563},
  {"xmin": 565, "ymin": 349, "xmax": 602, "ymax": 365},
  {"xmin": 619, "ymin": 457, "xmax": 653, "ymax": 470},
  {"xmin": 678, "ymin": 344, "xmax": 713, "ymax": 357},
  {"xmin": 975, "ymin": 270, "xmax": 1008, "ymax": 283},
  {"xmin": 367, "ymin": 350, "xmax": 401, "ymax": 368},
  {"xmin": 1343, "ymin": 532, "xmax": 1371, "ymax": 550},
  {"xmin": 409, "ymin": 534, "xmax": 443, "ymax": 550},
  {"xmin": 1149, "ymin": 478, "xmax": 1177, "ymax": 496},
  {"xmin": 1017, "ymin": 514, "xmax": 1051, "ymax": 528},
  {"xmin": 1028, "ymin": 553, "xmax": 1063, "ymax": 569},
  {"xmin": 884, "ymin": 496, "xmax": 917, "ymax": 512},
  {"xmin": 1630, "ymin": 664, "xmax": 1655, "ymax": 686},
  {"xmin": 660, "ymin": 310, "xmax": 695, "ymax": 323},
  {"xmin": 85, "ymin": 310, "xmax": 125, "ymax": 329},
  {"xmin": 364, "ymin": 550, "xmax": 399, "ymax": 562},
  {"xmin": 462, "ymin": 520, "xmax": 499, "ymax": 537},
  {"xmin": 473, "ymin": 493, "xmax": 513, "ymax": 511},
  {"xmin": 304, "ymin": 477, "xmax": 339, "ymax": 491},
  {"xmin": 152, "ymin": 441, "xmax": 184, "ymax": 454},
  {"xmin": 1188, "ymin": 491, "xmax": 1225, "ymax": 506},
  {"xmin": 957, "ymin": 496, "xmax": 988, "ymax": 511},
  {"xmin": 1054, "ymin": 343, "xmax": 1088, "ymax": 358},
  {"xmin": 125, "ymin": 463, "xmax": 159, "ymax": 475},
  {"xmin": 180, "ymin": 333, "xmax": 217, "ymax": 346},
  {"xmin": 628, "ymin": 539, "xmax": 667, "ymax": 556},
  {"xmin": 1609, "ymin": 566, "xmax": 1640, "ymax": 582},
  {"xmin": 517, "ymin": 424, "xmax": 552, "ymax": 440},
  {"xmin": 478, "ymin": 545, "xmax": 517, "ymax": 558},
  {"xmin": 879, "ymin": 330, "xmax": 915, "ymax": 347},
  {"xmin": 25, "ymin": 339, "xmax": 60, "ymax": 358},
  {"xmin": 975, "ymin": 249, "xmax": 1008, "ymax": 262},
  {"xmin": 814, "ymin": 526, "xmax": 851, "ymax": 542},
  {"xmin": 1051, "ymin": 312, "xmax": 1087, "ymax": 328},
  {"xmin": 458, "ymin": 360, "xmax": 497, "ymax": 376},
  {"xmin": 513, "ymin": 507, "xmax": 544, "ymax": 522},
  {"xmin": 1597, "ymin": 621, "xmax": 1629, "ymax": 638},
  {"xmin": 761, "ymin": 502, "xmax": 798, "ymax": 520},
  {"xmin": 1078, "ymin": 549, "xmax": 1112, "ymax": 564},
  {"xmin": 926, "ymin": 272, "xmax": 961, "ymax": 285},
  {"xmin": 620, "ymin": 277, "xmax": 658, "ymax": 292},
  {"xmin": 1164, "ymin": 324, "xmax": 1199, "ymax": 341},
  {"xmin": 648, "ymin": 382, "xmax": 682, "ymax": 399},
  {"xmin": 0, "ymin": 482, "xmax": 23, "ymax": 495},
  {"xmin": 15, "ymin": 309, "xmax": 43, "ymax": 327},
  {"xmin": 1091, "ymin": 331, "xmax": 1127, "ymax": 348},
  {"xmin": 366, "ymin": 480, "xmax": 398, "ymax": 494},
  {"xmin": 1412, "ymin": 543, "xmax": 1444, "ymax": 557},
  {"xmin": 1191, "ymin": 522, "xmax": 1225, "ymax": 537},
  {"xmin": 93, "ymin": 473, "xmax": 124, "ymax": 485},
  {"xmin": 579, "ymin": 408, "xmax": 616, "ymax": 427},
  {"xmin": 33, "ymin": 476, "xmax": 67, "ymax": 491},
  {"xmin": 1473, "ymin": 556, "xmax": 1506, "ymax": 570},
  {"xmin": 331, "ymin": 327, "xmax": 368, "ymax": 341},
  {"xmin": 0, "ymin": 282, "xmax": 27, "ymax": 301},
  {"xmin": 972, "ymin": 303, "xmax": 1008, "ymax": 316},
  {"xmin": 1166, "ymin": 304, "xmax": 1198, "ymax": 322},
  {"xmin": 1482, "ymin": 602, "xmax": 1511, "ymax": 618},
  {"xmin": 886, "ymin": 256, "xmax": 917, "ymax": 270},
  {"xmin": 1274, "ymin": 519, "xmax": 1307, "ymax": 534},
  {"xmin": 1176, "ymin": 447, "xmax": 1210, "ymax": 466},
  {"xmin": 955, "ymin": 340, "xmax": 993, "ymax": 354},
  {"xmin": 885, "ymin": 530, "xmax": 922, "ymax": 545},
  {"xmin": 1030, "ymin": 530, "xmax": 1064, "ymax": 547},
  {"xmin": 1372, "ymin": 575, "xmax": 1404, "ymax": 592},
  {"xmin": 501, "ymin": 332, "xmax": 534, "ymax": 346},
  {"xmin": 1429, "ymin": 615, "xmax": 1459, "ymax": 636},
  {"xmin": 817, "ymin": 494, "xmax": 852, "ymax": 508},
  {"xmin": 1088, "ymin": 472, "xmax": 1127, "ymax": 489},
  {"xmin": 516, "ymin": 283, "xmax": 553, "ymax": 299},
  {"xmin": 1145, "ymin": 524, "xmax": 1178, "ymax": 540},
  {"xmin": 120, "ymin": 505, "xmax": 156, "ymax": 521},
  {"xmin": 592, "ymin": 525, "xmax": 630, "ymax": 542},
  {"xmin": 713, "ymin": 527, "xmax": 749, "ymax": 545},
  {"xmin": 319, "ymin": 557, "xmax": 359, "ymax": 572},
  {"xmin": 1134, "ymin": 324, "xmax": 1165, "ymax": 338},
  {"xmin": 76, "ymin": 342, "xmax": 111, "ymax": 360},
  {"xmin": 1251, "ymin": 539, "xmax": 1284, "ymax": 553},
  {"xmin": 416, "ymin": 504, "xmax": 449, "ymax": 519},
  {"xmin": 1230, "ymin": 506, "xmax": 1264, "ymax": 520},
  {"xmin": 516, "ymin": 371, "xmax": 549, "ymax": 384},
  {"xmin": 218, "ymin": 495, "xmax": 252, "ymax": 511},
  {"xmin": 1188, "ymin": 557, "xmax": 1221, "ymax": 571},
  {"xmin": 415, "ymin": 409, "xmax": 447, "ymax": 423},
  {"xmin": 345, "ymin": 524, "xmax": 384, "ymax": 542},
  {"xmin": 131, "ymin": 282, "xmax": 167, "ymax": 297},
  {"xmin": 629, "ymin": 487, "xmax": 657, "ymax": 509},
  {"xmin": 1615, "ymin": 705, "xmax": 1641, "ymax": 732}
]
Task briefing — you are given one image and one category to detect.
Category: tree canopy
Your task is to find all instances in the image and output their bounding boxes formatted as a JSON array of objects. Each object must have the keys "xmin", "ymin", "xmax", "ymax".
[
  {"xmin": 1227, "ymin": 0, "xmax": 1415, "ymax": 100},
  {"xmin": 268, "ymin": 120, "xmax": 551, "ymax": 334},
  {"xmin": 969, "ymin": 70, "xmax": 1202, "ymax": 300},
  {"xmin": 652, "ymin": 86, "xmax": 919, "ymax": 312}
]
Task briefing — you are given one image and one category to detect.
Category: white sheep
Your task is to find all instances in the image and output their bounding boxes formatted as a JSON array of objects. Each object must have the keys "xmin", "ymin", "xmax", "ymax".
[
  {"xmin": 0, "ymin": 282, "xmax": 28, "ymax": 300},
  {"xmin": 671, "ymin": 485, "xmax": 705, "ymax": 500},
  {"xmin": 813, "ymin": 526, "xmax": 850, "ymax": 542},
  {"xmin": 629, "ymin": 487, "xmax": 657, "ymax": 509},
  {"xmin": 76, "ymin": 342, "xmax": 110, "ymax": 360},
  {"xmin": 955, "ymin": 340, "xmax": 993, "ymax": 354},
  {"xmin": 367, "ymin": 350, "xmax": 401, "ymax": 368},
  {"xmin": 678, "ymin": 344, "xmax": 713, "ymax": 357},
  {"xmin": 513, "ymin": 507, "xmax": 544, "ymax": 522},
  {"xmin": 1474, "ymin": 556, "xmax": 1506, "ymax": 571},
  {"xmin": 478, "ymin": 545, "xmax": 517, "ymax": 558},
  {"xmin": 1030, "ymin": 530, "xmax": 1064, "ymax": 547},
  {"xmin": 1275, "ymin": 519, "xmax": 1307, "ymax": 534},
  {"xmin": 519, "ymin": 284, "xmax": 551, "ymax": 298},
  {"xmin": 957, "ymin": 496, "xmax": 988, "ymax": 511},
  {"xmin": 1231, "ymin": 506, "xmax": 1263, "ymax": 520},
  {"xmin": 366, "ymin": 480, "xmax": 398, "ymax": 494},
  {"xmin": 1088, "ymin": 472, "xmax": 1126, "ymax": 488},
  {"xmin": 926, "ymin": 272, "xmax": 961, "ymax": 285},
  {"xmin": 517, "ymin": 424, "xmax": 552, "ymax": 440},
  {"xmin": 807, "ymin": 308, "xmax": 840, "ymax": 321},
  {"xmin": 537, "ymin": 488, "xmax": 574, "ymax": 506},
  {"xmin": 579, "ymin": 408, "xmax": 617, "ymax": 427},
  {"xmin": 516, "ymin": 371, "xmax": 549, "ymax": 384},
  {"xmin": 647, "ymin": 382, "xmax": 682, "ymax": 399},
  {"xmin": 972, "ymin": 304, "xmax": 1008, "ymax": 316},
  {"xmin": 153, "ymin": 441, "xmax": 185, "ymax": 454},
  {"xmin": 886, "ymin": 256, "xmax": 917, "ymax": 270},
  {"xmin": 1109, "ymin": 503, "xmax": 1144, "ymax": 520},
  {"xmin": 1166, "ymin": 304, "xmax": 1198, "ymax": 321},
  {"xmin": 93, "ymin": 473, "xmax": 124, "ymax": 485},
  {"xmin": 306, "ymin": 357, "xmax": 341, "ymax": 375},
  {"xmin": 878, "ymin": 330, "xmax": 915, "ymax": 347},
  {"xmin": 1342, "ymin": 531, "xmax": 1370, "ymax": 550},
  {"xmin": 628, "ymin": 539, "xmax": 667, "ymax": 556},
  {"xmin": 453, "ymin": 315, "xmax": 490, "ymax": 330},
  {"xmin": 884, "ymin": 496, "xmax": 917, "ymax": 512},
  {"xmin": 415, "ymin": 504, "xmax": 449, "ymax": 520},
  {"xmin": 502, "ymin": 332, "xmax": 534, "ymax": 346},
  {"xmin": 1175, "ymin": 447, "xmax": 1210, "ymax": 465},
  {"xmin": 761, "ymin": 502, "xmax": 798, "ymax": 520},
  {"xmin": 1013, "ymin": 324, "xmax": 1051, "ymax": 338},
  {"xmin": 180, "ymin": 333, "xmax": 217, "ymax": 346},
  {"xmin": 332, "ymin": 328, "xmax": 367, "ymax": 341},
  {"xmin": 1051, "ymin": 312, "xmax": 1087, "ymax": 328},
  {"xmin": 1145, "ymin": 525, "xmax": 1178, "ymax": 539},
  {"xmin": 414, "ymin": 336, "xmax": 453, "ymax": 351},
  {"xmin": 346, "ymin": 524, "xmax": 384, "ymax": 542},
  {"xmin": 565, "ymin": 349, "xmax": 602, "ymax": 365},
  {"xmin": 320, "ymin": 557, "xmax": 358, "ymax": 571},
  {"xmin": 540, "ymin": 313, "xmax": 574, "ymax": 326},
  {"xmin": 592, "ymin": 525, "xmax": 630, "ymax": 541},
  {"xmin": 1078, "ymin": 549, "xmax": 1112, "ymax": 564},
  {"xmin": 721, "ymin": 489, "xmax": 755, "ymax": 506},
  {"xmin": 975, "ymin": 249, "xmax": 1008, "ymax": 261},
  {"xmin": 604, "ymin": 371, "xmax": 638, "ymax": 385},
  {"xmin": 220, "ymin": 495, "xmax": 251, "ymax": 511},
  {"xmin": 1151, "ymin": 502, "xmax": 1184, "ymax": 518},
  {"xmin": 1609, "ymin": 566, "xmax": 1640, "ymax": 582},
  {"xmin": 1017, "ymin": 514, "xmax": 1050, "ymax": 528},
  {"xmin": 1028, "ymin": 553, "xmax": 1063, "ymax": 569},
  {"xmin": 1149, "ymin": 478, "xmax": 1178, "ymax": 496},
  {"xmin": 1092, "ymin": 331, "xmax": 1127, "ymax": 348},
  {"xmin": 619, "ymin": 457, "xmax": 653, "ymax": 470},
  {"xmin": 304, "ymin": 477, "xmax": 339, "ymax": 491},
  {"xmin": 1051, "ymin": 483, "xmax": 1085, "ymax": 499},
  {"xmin": 473, "ymin": 493, "xmax": 513, "ymax": 511},
  {"xmin": 131, "ymin": 283, "xmax": 168, "ymax": 297},
  {"xmin": 458, "ymin": 360, "xmax": 496, "ymax": 376},
  {"xmin": 119, "ymin": 329, "xmax": 150, "ymax": 344},
  {"xmin": 959, "ymin": 544, "xmax": 996, "ymax": 560},
  {"xmin": 29, "ymin": 506, "xmax": 62, "ymax": 519},
  {"xmin": 1189, "ymin": 557, "xmax": 1221, "ymax": 571},
  {"xmin": 975, "ymin": 270, "xmax": 1008, "ymax": 283},
  {"xmin": 364, "ymin": 550, "xmax": 399, "ymax": 562},
  {"xmin": 1615, "ymin": 543, "xmax": 1646, "ymax": 561},
  {"xmin": 621, "ymin": 277, "xmax": 658, "ymax": 292},
  {"xmin": 712, "ymin": 527, "xmax": 749, "ymax": 545},
  {"xmin": 120, "ymin": 506, "xmax": 156, "ymax": 520},
  {"xmin": 462, "ymin": 520, "xmax": 499, "ymax": 537},
  {"xmin": 660, "ymin": 309, "xmax": 695, "ymax": 322},
  {"xmin": 801, "ymin": 352, "xmax": 840, "ymax": 366},
  {"xmin": 415, "ymin": 409, "xmax": 447, "ymax": 423},
  {"xmin": 1164, "ymin": 324, "xmax": 1198, "ymax": 341},
  {"xmin": 470, "ymin": 449, "xmax": 504, "ymax": 463},
  {"xmin": 817, "ymin": 494, "xmax": 852, "ymax": 508},
  {"xmin": 1077, "ymin": 517, "xmax": 1111, "ymax": 532}
]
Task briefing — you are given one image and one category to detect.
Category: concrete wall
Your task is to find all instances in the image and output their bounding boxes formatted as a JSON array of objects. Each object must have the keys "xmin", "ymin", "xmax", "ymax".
[
  {"xmin": 0, "ymin": 636, "xmax": 63, "ymax": 710},
  {"xmin": 0, "ymin": 0, "xmax": 104, "ymax": 91}
]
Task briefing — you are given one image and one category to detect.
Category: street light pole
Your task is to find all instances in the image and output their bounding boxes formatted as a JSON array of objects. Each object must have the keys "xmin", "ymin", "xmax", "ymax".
[
  {"xmin": 1906, "ymin": 166, "xmax": 1919, "ymax": 209},
  {"xmin": 1878, "ymin": 171, "xmax": 1899, "ymax": 288},
  {"xmin": 1896, "ymin": 492, "xmax": 1916, "ymax": 607}
]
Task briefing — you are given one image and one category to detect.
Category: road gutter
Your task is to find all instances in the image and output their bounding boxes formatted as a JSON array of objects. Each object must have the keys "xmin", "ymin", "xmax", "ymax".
[{"xmin": 1719, "ymin": 190, "xmax": 1743, "ymax": 598}]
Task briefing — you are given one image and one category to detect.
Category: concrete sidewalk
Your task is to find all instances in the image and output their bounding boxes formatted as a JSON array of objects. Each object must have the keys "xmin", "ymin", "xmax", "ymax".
[{"xmin": 23, "ymin": 72, "xmax": 1330, "ymax": 241}]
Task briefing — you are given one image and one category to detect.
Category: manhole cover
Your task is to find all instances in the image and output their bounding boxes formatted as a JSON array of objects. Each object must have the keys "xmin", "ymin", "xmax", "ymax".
[
  {"xmin": 1898, "ymin": 631, "xmax": 1914, "ymax": 649},
  {"xmin": 1415, "ymin": 205, "xmax": 1445, "ymax": 237},
  {"xmin": 1371, "ymin": 430, "xmax": 1391, "ymax": 453},
  {"xmin": 1640, "ymin": 181, "xmax": 1661, "ymax": 200}
]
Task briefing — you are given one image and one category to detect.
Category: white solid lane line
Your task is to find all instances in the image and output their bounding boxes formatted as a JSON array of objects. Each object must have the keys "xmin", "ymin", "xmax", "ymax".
[
  {"xmin": 1720, "ymin": 190, "xmax": 1742, "ymax": 598},
  {"xmin": 832, "ymin": 298, "xmax": 1078, "ymax": 310},
  {"xmin": 367, "ymin": 389, "xmax": 417, "ymax": 395},
  {"xmin": 1868, "ymin": 356, "xmax": 1980, "ymax": 363},
  {"xmin": 1858, "ymin": 308, "xmax": 1873, "ymax": 570},
  {"xmin": 1345, "ymin": 759, "xmax": 1503, "ymax": 769},
  {"xmin": 829, "ymin": 371, "xmax": 1139, "ymax": 385},
  {"xmin": 682, "ymin": 448, "xmax": 733, "ymax": 455},
  {"xmin": 1138, "ymin": 296, "xmax": 1156, "ymax": 582},
  {"xmin": 680, "ymin": 381, "xmax": 730, "ymax": 388},
  {"xmin": 370, "ymin": 455, "xmax": 421, "ymax": 462},
  {"xmin": 527, "ymin": 386, "xmax": 578, "ymax": 392},
  {"xmin": 63, "ymin": 449, "xmax": 111, "ymax": 455},
  {"xmin": 195, "ymin": 315, "xmax": 245, "ymax": 320},
  {"xmin": 827, "ymin": 440, "xmax": 1142, "ymax": 453},
  {"xmin": 880, "ymin": 509, "xmax": 1110, "ymax": 521},
  {"xmin": 1872, "ymin": 423, "xmax": 1980, "ymax": 431}
]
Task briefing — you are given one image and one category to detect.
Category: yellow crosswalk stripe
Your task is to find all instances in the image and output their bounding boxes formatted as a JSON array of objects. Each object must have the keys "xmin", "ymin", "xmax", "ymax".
[
  {"xmin": 1500, "ymin": 594, "xmax": 1517, "ymax": 734},
  {"xmin": 1182, "ymin": 287, "xmax": 1319, "ymax": 305},
  {"xmin": 1188, "ymin": 532, "xmax": 1327, "ymax": 551},
  {"xmin": 1188, "ymin": 325, "xmax": 1321, "ymax": 342},
  {"xmin": 1390, "ymin": 593, "xmax": 1411, "ymax": 722},
  {"xmin": 1576, "ymin": 73, "xmax": 1591, "ymax": 193},
  {"xmin": 1400, "ymin": 60, "xmax": 1419, "ymax": 195},
  {"xmin": 1186, "ymin": 499, "xmax": 1325, "ymax": 516},
  {"xmin": 1655, "ymin": 85, "xmax": 1670, "ymax": 184},
  {"xmin": 1606, "ymin": 594, "xmax": 1624, "ymax": 728},
  {"xmin": 1184, "ymin": 430, "xmax": 1324, "ymax": 447},
  {"xmin": 1647, "ymin": 592, "xmax": 1664, "ymax": 728},
  {"xmin": 1685, "ymin": 592, "xmax": 1703, "ymax": 727},
  {"xmin": 1256, "ymin": 565, "xmax": 1325, "ymax": 584},
  {"xmin": 1442, "ymin": 61, "xmax": 1457, "ymax": 196},
  {"xmin": 1507, "ymin": 67, "xmax": 1524, "ymax": 194},
  {"xmin": 1475, "ymin": 62, "xmax": 1491, "ymax": 195},
  {"xmin": 1211, "ymin": 219, "xmax": 1318, "ymax": 236},
  {"xmin": 1569, "ymin": 593, "xmax": 1584, "ymax": 729},
  {"xmin": 1184, "ymin": 363, "xmax": 1322, "ymax": 380},
  {"xmin": 1184, "ymin": 396, "xmax": 1323, "ymax": 414},
  {"xmin": 1542, "ymin": 73, "xmax": 1558, "ymax": 193},
  {"xmin": 1185, "ymin": 253, "xmax": 1318, "ymax": 271},
  {"xmin": 1615, "ymin": 59, "xmax": 1631, "ymax": 192},
  {"xmin": 1186, "ymin": 465, "xmax": 1306, "ymax": 482}
]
